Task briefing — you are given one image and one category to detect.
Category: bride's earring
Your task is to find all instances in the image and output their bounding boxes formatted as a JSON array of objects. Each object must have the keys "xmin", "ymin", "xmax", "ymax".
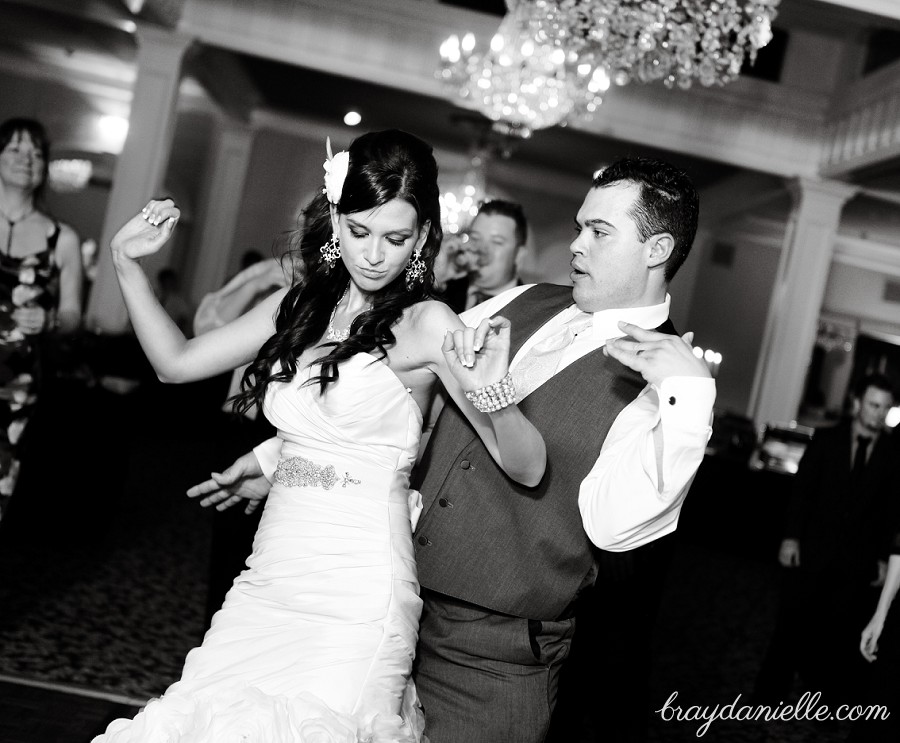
[
  {"xmin": 405, "ymin": 248, "xmax": 426, "ymax": 288},
  {"xmin": 320, "ymin": 233, "xmax": 341, "ymax": 271}
]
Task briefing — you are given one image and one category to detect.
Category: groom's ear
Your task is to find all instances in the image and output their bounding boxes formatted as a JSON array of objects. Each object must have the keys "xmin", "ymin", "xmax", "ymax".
[{"xmin": 646, "ymin": 233, "xmax": 674, "ymax": 269}]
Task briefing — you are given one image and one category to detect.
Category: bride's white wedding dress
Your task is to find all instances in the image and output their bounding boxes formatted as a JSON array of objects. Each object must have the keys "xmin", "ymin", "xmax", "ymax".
[{"xmin": 94, "ymin": 353, "xmax": 425, "ymax": 742}]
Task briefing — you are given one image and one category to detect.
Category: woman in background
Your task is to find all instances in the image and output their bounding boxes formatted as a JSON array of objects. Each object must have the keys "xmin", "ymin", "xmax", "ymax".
[
  {"xmin": 851, "ymin": 530, "xmax": 900, "ymax": 741},
  {"xmin": 0, "ymin": 118, "xmax": 82, "ymax": 522}
]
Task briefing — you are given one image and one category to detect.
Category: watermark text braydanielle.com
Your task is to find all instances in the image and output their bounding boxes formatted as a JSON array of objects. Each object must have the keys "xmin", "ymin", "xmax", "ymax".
[{"xmin": 656, "ymin": 691, "xmax": 890, "ymax": 737}]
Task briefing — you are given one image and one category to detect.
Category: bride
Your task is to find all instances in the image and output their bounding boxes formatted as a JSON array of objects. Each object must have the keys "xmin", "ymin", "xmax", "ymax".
[{"xmin": 92, "ymin": 129, "xmax": 546, "ymax": 742}]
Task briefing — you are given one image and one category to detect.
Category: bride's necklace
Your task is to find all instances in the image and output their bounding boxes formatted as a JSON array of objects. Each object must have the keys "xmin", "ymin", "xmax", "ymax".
[
  {"xmin": 0, "ymin": 204, "xmax": 36, "ymax": 254},
  {"xmin": 326, "ymin": 286, "xmax": 371, "ymax": 342}
]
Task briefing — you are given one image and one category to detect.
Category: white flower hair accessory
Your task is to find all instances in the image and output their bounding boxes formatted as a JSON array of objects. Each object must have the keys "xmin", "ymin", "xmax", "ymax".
[{"xmin": 323, "ymin": 137, "xmax": 350, "ymax": 205}]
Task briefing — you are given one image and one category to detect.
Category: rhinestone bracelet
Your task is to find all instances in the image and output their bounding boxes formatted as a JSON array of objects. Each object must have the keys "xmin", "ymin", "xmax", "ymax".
[{"xmin": 464, "ymin": 372, "xmax": 516, "ymax": 413}]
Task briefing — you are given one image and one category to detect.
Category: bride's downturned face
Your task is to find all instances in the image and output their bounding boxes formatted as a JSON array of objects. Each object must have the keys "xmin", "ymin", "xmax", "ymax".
[{"xmin": 333, "ymin": 198, "xmax": 429, "ymax": 293}]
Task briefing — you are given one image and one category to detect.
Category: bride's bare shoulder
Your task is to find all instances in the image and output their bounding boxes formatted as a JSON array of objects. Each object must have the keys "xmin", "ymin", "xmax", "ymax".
[
  {"xmin": 394, "ymin": 300, "xmax": 462, "ymax": 362},
  {"xmin": 404, "ymin": 298, "xmax": 460, "ymax": 330}
]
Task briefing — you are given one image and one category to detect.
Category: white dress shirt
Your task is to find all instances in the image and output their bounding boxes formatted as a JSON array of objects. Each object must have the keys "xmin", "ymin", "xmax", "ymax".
[
  {"xmin": 255, "ymin": 284, "xmax": 715, "ymax": 552},
  {"xmin": 461, "ymin": 284, "xmax": 715, "ymax": 551}
]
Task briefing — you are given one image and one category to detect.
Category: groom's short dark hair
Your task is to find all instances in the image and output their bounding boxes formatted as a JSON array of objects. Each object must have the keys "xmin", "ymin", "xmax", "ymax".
[{"xmin": 593, "ymin": 157, "xmax": 699, "ymax": 282}]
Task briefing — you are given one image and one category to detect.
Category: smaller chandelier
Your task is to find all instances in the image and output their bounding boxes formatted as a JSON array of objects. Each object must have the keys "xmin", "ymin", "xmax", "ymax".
[
  {"xmin": 440, "ymin": 184, "xmax": 481, "ymax": 235},
  {"xmin": 48, "ymin": 158, "xmax": 93, "ymax": 193},
  {"xmin": 440, "ymin": 151, "xmax": 488, "ymax": 234}
]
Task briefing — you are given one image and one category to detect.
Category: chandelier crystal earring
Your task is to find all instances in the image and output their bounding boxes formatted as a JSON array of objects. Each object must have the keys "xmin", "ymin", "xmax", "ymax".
[
  {"xmin": 405, "ymin": 248, "xmax": 426, "ymax": 288},
  {"xmin": 320, "ymin": 233, "xmax": 341, "ymax": 270}
]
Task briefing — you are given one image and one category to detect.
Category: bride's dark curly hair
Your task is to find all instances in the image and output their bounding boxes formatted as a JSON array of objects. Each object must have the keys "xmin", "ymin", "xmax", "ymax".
[{"xmin": 232, "ymin": 129, "xmax": 443, "ymax": 416}]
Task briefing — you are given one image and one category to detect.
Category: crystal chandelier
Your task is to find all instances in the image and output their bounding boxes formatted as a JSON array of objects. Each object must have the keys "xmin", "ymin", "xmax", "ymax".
[
  {"xmin": 438, "ymin": 0, "xmax": 780, "ymax": 138},
  {"xmin": 48, "ymin": 158, "xmax": 93, "ymax": 193},
  {"xmin": 815, "ymin": 319, "xmax": 855, "ymax": 354}
]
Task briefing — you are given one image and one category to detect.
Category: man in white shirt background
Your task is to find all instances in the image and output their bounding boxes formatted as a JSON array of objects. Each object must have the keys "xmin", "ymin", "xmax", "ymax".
[{"xmin": 191, "ymin": 156, "xmax": 716, "ymax": 743}]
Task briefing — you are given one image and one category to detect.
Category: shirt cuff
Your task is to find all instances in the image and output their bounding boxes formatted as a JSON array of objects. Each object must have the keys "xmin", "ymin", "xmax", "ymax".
[
  {"xmin": 253, "ymin": 437, "xmax": 282, "ymax": 483},
  {"xmin": 655, "ymin": 377, "xmax": 716, "ymax": 430}
]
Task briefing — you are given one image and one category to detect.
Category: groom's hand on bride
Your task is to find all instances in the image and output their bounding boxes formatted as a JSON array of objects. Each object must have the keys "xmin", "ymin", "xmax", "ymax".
[{"xmin": 187, "ymin": 451, "xmax": 272, "ymax": 515}]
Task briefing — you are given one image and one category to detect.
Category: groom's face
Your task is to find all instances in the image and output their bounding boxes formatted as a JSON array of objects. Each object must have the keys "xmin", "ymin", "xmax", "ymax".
[{"xmin": 568, "ymin": 182, "xmax": 653, "ymax": 313}]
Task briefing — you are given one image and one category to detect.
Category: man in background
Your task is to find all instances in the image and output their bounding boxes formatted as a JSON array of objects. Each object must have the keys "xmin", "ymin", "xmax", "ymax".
[
  {"xmin": 754, "ymin": 374, "xmax": 899, "ymax": 707},
  {"xmin": 439, "ymin": 199, "xmax": 527, "ymax": 313},
  {"xmin": 192, "ymin": 254, "xmax": 288, "ymax": 627}
]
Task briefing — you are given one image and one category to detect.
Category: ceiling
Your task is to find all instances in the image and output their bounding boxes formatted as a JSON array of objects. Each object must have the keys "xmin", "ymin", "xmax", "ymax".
[
  {"xmin": 235, "ymin": 53, "xmax": 739, "ymax": 190},
  {"xmin": 208, "ymin": 0, "xmax": 900, "ymax": 194},
  {"xmin": 2, "ymin": 0, "xmax": 900, "ymax": 196}
]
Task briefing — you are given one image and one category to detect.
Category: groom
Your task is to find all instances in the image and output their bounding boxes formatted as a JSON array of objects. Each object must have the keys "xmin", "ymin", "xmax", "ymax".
[{"xmin": 193, "ymin": 156, "xmax": 715, "ymax": 743}]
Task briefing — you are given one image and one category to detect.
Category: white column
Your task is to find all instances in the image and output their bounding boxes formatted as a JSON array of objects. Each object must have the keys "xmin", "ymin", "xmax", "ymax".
[
  {"xmin": 184, "ymin": 118, "xmax": 256, "ymax": 306},
  {"xmin": 749, "ymin": 178, "xmax": 858, "ymax": 427},
  {"xmin": 85, "ymin": 26, "xmax": 193, "ymax": 333}
]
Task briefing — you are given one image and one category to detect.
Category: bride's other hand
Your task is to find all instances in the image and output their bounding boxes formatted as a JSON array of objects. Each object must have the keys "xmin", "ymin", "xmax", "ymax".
[
  {"xmin": 860, "ymin": 614, "xmax": 884, "ymax": 662},
  {"xmin": 442, "ymin": 315, "xmax": 511, "ymax": 391},
  {"xmin": 111, "ymin": 198, "xmax": 180, "ymax": 262},
  {"xmin": 187, "ymin": 451, "xmax": 271, "ymax": 515}
]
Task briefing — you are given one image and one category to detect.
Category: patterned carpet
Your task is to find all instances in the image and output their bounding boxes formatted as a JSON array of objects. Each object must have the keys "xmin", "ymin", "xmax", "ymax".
[
  {"xmin": 0, "ymin": 378, "xmax": 221, "ymax": 701},
  {"xmin": 0, "ymin": 380, "xmax": 876, "ymax": 741},
  {"xmin": 0, "ymin": 508, "xmax": 210, "ymax": 700},
  {"xmin": 645, "ymin": 543, "xmax": 856, "ymax": 742}
]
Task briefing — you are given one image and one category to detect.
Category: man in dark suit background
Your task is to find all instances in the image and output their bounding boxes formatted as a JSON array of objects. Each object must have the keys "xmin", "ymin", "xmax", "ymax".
[
  {"xmin": 754, "ymin": 373, "xmax": 898, "ymax": 706},
  {"xmin": 439, "ymin": 199, "xmax": 526, "ymax": 313}
]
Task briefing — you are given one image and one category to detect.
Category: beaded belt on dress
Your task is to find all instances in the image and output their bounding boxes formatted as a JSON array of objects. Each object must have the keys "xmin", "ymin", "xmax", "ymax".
[{"xmin": 273, "ymin": 455, "xmax": 361, "ymax": 490}]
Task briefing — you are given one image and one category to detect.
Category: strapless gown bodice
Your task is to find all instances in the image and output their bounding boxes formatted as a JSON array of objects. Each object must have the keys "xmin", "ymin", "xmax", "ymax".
[
  {"xmin": 267, "ymin": 352, "xmax": 422, "ymax": 480},
  {"xmin": 94, "ymin": 353, "xmax": 426, "ymax": 742}
]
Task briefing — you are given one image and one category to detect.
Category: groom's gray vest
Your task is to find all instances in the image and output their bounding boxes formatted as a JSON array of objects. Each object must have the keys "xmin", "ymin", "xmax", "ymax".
[{"xmin": 414, "ymin": 284, "xmax": 667, "ymax": 621}]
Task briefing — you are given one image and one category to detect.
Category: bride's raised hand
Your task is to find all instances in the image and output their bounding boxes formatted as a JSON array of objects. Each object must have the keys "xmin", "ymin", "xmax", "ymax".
[
  {"xmin": 442, "ymin": 315, "xmax": 512, "ymax": 393},
  {"xmin": 111, "ymin": 198, "xmax": 180, "ymax": 261}
]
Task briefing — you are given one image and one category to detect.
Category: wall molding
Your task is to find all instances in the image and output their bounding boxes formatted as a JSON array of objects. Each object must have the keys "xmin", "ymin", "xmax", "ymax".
[{"xmin": 833, "ymin": 234, "xmax": 900, "ymax": 277}]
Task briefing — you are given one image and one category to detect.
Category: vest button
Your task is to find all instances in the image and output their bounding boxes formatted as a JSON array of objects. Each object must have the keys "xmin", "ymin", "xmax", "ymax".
[
  {"xmin": 460, "ymin": 459, "xmax": 471, "ymax": 469},
  {"xmin": 417, "ymin": 535, "xmax": 430, "ymax": 546},
  {"xmin": 668, "ymin": 396, "xmax": 676, "ymax": 405},
  {"xmin": 439, "ymin": 498, "xmax": 449, "ymax": 507}
]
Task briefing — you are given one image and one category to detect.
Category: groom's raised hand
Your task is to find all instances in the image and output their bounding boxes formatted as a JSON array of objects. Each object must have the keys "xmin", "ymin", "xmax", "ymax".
[{"xmin": 604, "ymin": 322, "xmax": 711, "ymax": 387}]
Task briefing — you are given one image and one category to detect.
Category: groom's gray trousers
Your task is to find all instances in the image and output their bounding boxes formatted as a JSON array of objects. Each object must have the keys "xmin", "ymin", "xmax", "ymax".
[{"xmin": 413, "ymin": 588, "xmax": 576, "ymax": 743}]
